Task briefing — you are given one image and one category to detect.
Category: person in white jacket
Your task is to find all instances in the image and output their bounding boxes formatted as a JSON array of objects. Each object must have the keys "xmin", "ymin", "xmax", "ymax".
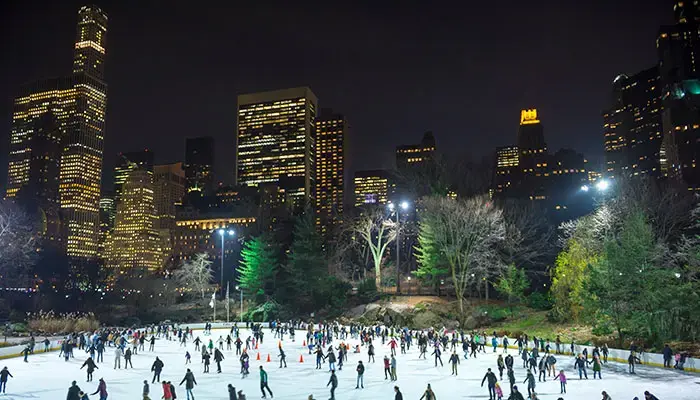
[{"xmin": 114, "ymin": 347, "xmax": 122, "ymax": 369}]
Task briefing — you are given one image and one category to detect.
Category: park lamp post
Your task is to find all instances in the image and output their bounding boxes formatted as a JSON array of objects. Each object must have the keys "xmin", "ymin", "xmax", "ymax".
[
  {"xmin": 235, "ymin": 285, "xmax": 243, "ymax": 323},
  {"xmin": 388, "ymin": 200, "xmax": 410, "ymax": 294},
  {"xmin": 217, "ymin": 228, "xmax": 235, "ymax": 298}
]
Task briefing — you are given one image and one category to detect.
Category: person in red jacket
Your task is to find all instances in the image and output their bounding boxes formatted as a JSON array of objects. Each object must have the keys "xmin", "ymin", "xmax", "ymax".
[
  {"xmin": 389, "ymin": 339, "xmax": 398, "ymax": 356},
  {"xmin": 162, "ymin": 381, "xmax": 173, "ymax": 400}
]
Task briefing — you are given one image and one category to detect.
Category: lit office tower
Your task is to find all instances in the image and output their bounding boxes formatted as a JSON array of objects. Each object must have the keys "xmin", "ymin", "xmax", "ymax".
[
  {"xmin": 658, "ymin": 2, "xmax": 700, "ymax": 188},
  {"xmin": 6, "ymin": 6, "xmax": 107, "ymax": 260},
  {"xmin": 603, "ymin": 68, "xmax": 662, "ymax": 179},
  {"xmin": 354, "ymin": 170, "xmax": 392, "ymax": 207},
  {"xmin": 153, "ymin": 162, "xmax": 186, "ymax": 230},
  {"xmin": 113, "ymin": 150, "xmax": 154, "ymax": 205},
  {"xmin": 236, "ymin": 87, "xmax": 318, "ymax": 207},
  {"xmin": 315, "ymin": 109, "xmax": 347, "ymax": 235},
  {"xmin": 492, "ymin": 145, "xmax": 519, "ymax": 197},
  {"xmin": 516, "ymin": 109, "xmax": 548, "ymax": 199},
  {"xmin": 107, "ymin": 168, "xmax": 165, "ymax": 273},
  {"xmin": 98, "ymin": 193, "xmax": 115, "ymax": 258},
  {"xmin": 185, "ymin": 136, "xmax": 215, "ymax": 195},
  {"xmin": 396, "ymin": 131, "xmax": 436, "ymax": 171}
]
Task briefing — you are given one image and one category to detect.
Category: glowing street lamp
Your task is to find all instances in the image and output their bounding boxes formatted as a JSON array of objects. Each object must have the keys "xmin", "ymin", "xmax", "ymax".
[
  {"xmin": 595, "ymin": 179, "xmax": 610, "ymax": 192},
  {"xmin": 217, "ymin": 228, "xmax": 235, "ymax": 297},
  {"xmin": 387, "ymin": 200, "xmax": 411, "ymax": 294}
]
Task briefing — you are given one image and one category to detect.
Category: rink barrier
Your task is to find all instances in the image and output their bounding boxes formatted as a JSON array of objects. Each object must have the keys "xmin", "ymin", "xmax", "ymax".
[
  {"xmin": 481, "ymin": 335, "xmax": 699, "ymax": 374},
  {"xmin": 0, "ymin": 339, "xmax": 63, "ymax": 360}
]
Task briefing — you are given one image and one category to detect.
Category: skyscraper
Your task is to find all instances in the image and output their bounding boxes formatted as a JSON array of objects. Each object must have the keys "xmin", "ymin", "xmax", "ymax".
[
  {"xmin": 236, "ymin": 87, "xmax": 318, "ymax": 207},
  {"xmin": 315, "ymin": 109, "xmax": 347, "ymax": 235},
  {"xmin": 107, "ymin": 168, "xmax": 165, "ymax": 273},
  {"xmin": 516, "ymin": 109, "xmax": 548, "ymax": 200},
  {"xmin": 113, "ymin": 150, "xmax": 154, "ymax": 205},
  {"xmin": 396, "ymin": 131, "xmax": 436, "ymax": 171},
  {"xmin": 603, "ymin": 68, "xmax": 662, "ymax": 179},
  {"xmin": 354, "ymin": 170, "xmax": 392, "ymax": 207},
  {"xmin": 184, "ymin": 136, "xmax": 215, "ymax": 195},
  {"xmin": 6, "ymin": 5, "xmax": 108, "ymax": 260},
  {"xmin": 153, "ymin": 162, "xmax": 186, "ymax": 230},
  {"xmin": 658, "ymin": 2, "xmax": 700, "ymax": 189},
  {"xmin": 492, "ymin": 145, "xmax": 519, "ymax": 197}
]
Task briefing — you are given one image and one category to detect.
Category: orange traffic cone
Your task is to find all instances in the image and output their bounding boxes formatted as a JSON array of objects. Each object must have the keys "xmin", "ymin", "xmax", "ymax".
[
  {"xmin": 302, "ymin": 340, "xmax": 306, "ymax": 347},
  {"xmin": 255, "ymin": 342, "xmax": 259, "ymax": 350},
  {"xmin": 256, "ymin": 352, "xmax": 261, "ymax": 361},
  {"xmin": 299, "ymin": 354, "xmax": 304, "ymax": 363},
  {"xmin": 266, "ymin": 353, "xmax": 271, "ymax": 362}
]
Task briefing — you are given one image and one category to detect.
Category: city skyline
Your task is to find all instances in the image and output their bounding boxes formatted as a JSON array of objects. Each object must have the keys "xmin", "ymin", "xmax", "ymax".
[{"xmin": 0, "ymin": 1, "xmax": 671, "ymax": 192}]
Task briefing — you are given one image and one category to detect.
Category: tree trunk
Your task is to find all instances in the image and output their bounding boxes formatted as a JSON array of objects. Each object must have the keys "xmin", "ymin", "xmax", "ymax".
[
  {"xmin": 375, "ymin": 271, "xmax": 381, "ymax": 290},
  {"xmin": 485, "ymin": 280, "xmax": 489, "ymax": 302}
]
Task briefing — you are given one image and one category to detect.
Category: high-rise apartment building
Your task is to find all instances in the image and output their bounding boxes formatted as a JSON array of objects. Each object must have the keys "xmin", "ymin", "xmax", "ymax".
[
  {"xmin": 7, "ymin": 5, "xmax": 108, "ymax": 260},
  {"xmin": 236, "ymin": 87, "xmax": 318, "ymax": 207},
  {"xmin": 396, "ymin": 131, "xmax": 436, "ymax": 171},
  {"xmin": 658, "ymin": 2, "xmax": 700, "ymax": 189},
  {"xmin": 603, "ymin": 68, "xmax": 663, "ymax": 179},
  {"xmin": 516, "ymin": 109, "xmax": 548, "ymax": 200},
  {"xmin": 107, "ymin": 168, "xmax": 165, "ymax": 273},
  {"xmin": 184, "ymin": 137, "xmax": 215, "ymax": 195},
  {"xmin": 354, "ymin": 170, "xmax": 392, "ymax": 207},
  {"xmin": 153, "ymin": 162, "xmax": 186, "ymax": 230},
  {"xmin": 492, "ymin": 145, "xmax": 519, "ymax": 197},
  {"xmin": 315, "ymin": 109, "xmax": 347, "ymax": 235},
  {"xmin": 114, "ymin": 150, "xmax": 154, "ymax": 205},
  {"xmin": 98, "ymin": 193, "xmax": 115, "ymax": 259}
]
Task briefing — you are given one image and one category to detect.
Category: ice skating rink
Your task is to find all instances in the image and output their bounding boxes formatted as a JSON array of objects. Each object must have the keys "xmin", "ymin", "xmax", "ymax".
[{"xmin": 0, "ymin": 328, "xmax": 698, "ymax": 399}]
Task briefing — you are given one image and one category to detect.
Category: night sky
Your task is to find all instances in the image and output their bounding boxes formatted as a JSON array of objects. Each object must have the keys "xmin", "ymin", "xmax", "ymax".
[{"xmin": 0, "ymin": 0, "xmax": 672, "ymax": 192}]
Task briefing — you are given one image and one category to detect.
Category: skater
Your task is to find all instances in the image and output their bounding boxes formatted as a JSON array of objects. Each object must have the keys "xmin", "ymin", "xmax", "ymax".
[
  {"xmin": 390, "ymin": 354, "xmax": 397, "ymax": 381},
  {"xmin": 553, "ymin": 370, "xmax": 567, "ymax": 394},
  {"xmin": 432, "ymin": 346, "xmax": 443, "ymax": 367},
  {"xmin": 644, "ymin": 391, "xmax": 660, "ymax": 400},
  {"xmin": 497, "ymin": 354, "xmax": 505, "ymax": 379},
  {"xmin": 327, "ymin": 347, "xmax": 336, "ymax": 371},
  {"xmin": 601, "ymin": 391, "xmax": 611, "ymax": 400},
  {"xmin": 592, "ymin": 355, "xmax": 602, "ymax": 379},
  {"xmin": 419, "ymin": 383, "xmax": 436, "ymax": 400},
  {"xmin": 537, "ymin": 357, "xmax": 547, "ymax": 382},
  {"xmin": 124, "ymin": 348, "xmax": 133, "ymax": 369},
  {"xmin": 203, "ymin": 351, "xmax": 211, "ymax": 373},
  {"xmin": 481, "ymin": 368, "xmax": 497, "ymax": 400},
  {"xmin": 326, "ymin": 369, "xmax": 338, "ymax": 400},
  {"xmin": 149, "ymin": 336, "xmax": 156, "ymax": 352},
  {"xmin": 185, "ymin": 351, "xmax": 191, "ymax": 364},
  {"xmin": 394, "ymin": 386, "xmax": 403, "ymax": 400},
  {"xmin": 90, "ymin": 378, "xmax": 108, "ymax": 400},
  {"xmin": 574, "ymin": 354, "xmax": 588, "ymax": 379},
  {"xmin": 495, "ymin": 382, "xmax": 503, "ymax": 400},
  {"xmin": 179, "ymin": 368, "xmax": 197, "ymax": 400},
  {"xmin": 143, "ymin": 380, "xmax": 151, "ymax": 400},
  {"xmin": 235, "ymin": 337, "xmax": 242, "ymax": 355},
  {"xmin": 194, "ymin": 337, "xmax": 201, "ymax": 351},
  {"xmin": 523, "ymin": 369, "xmax": 536, "ymax": 399},
  {"xmin": 383, "ymin": 355, "xmax": 391, "ymax": 379},
  {"xmin": 81, "ymin": 357, "xmax": 98, "ymax": 382},
  {"xmin": 214, "ymin": 348, "xmax": 225, "ymax": 373},
  {"xmin": 259, "ymin": 366, "xmax": 273, "ymax": 399},
  {"xmin": 367, "ymin": 343, "xmax": 375, "ymax": 363},
  {"xmin": 151, "ymin": 357, "xmax": 164, "ymax": 383},
  {"xmin": 507, "ymin": 367, "xmax": 516, "ymax": 393},
  {"xmin": 628, "ymin": 352, "xmax": 641, "ymax": 374},
  {"xmin": 113, "ymin": 347, "xmax": 121, "ymax": 369},
  {"xmin": 67, "ymin": 381, "xmax": 82, "ymax": 400},
  {"xmin": 0, "ymin": 367, "xmax": 12, "ymax": 394},
  {"xmin": 228, "ymin": 384, "xmax": 237, "ymax": 400},
  {"xmin": 278, "ymin": 348, "xmax": 287, "ymax": 368},
  {"xmin": 602, "ymin": 343, "xmax": 609, "ymax": 363},
  {"xmin": 509, "ymin": 386, "xmax": 526, "ymax": 400},
  {"xmin": 449, "ymin": 351, "xmax": 460, "ymax": 375},
  {"xmin": 355, "ymin": 361, "xmax": 365, "ymax": 389},
  {"xmin": 162, "ymin": 381, "xmax": 173, "ymax": 400}
]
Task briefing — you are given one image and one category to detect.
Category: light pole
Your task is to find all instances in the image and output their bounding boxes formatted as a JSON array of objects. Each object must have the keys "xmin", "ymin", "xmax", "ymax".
[
  {"xmin": 217, "ymin": 228, "xmax": 235, "ymax": 298},
  {"xmin": 388, "ymin": 200, "xmax": 410, "ymax": 295},
  {"xmin": 235, "ymin": 285, "xmax": 243, "ymax": 324}
]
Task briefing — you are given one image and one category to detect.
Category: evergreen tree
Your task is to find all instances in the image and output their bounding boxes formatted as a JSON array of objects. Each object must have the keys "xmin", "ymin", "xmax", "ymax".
[
  {"xmin": 414, "ymin": 221, "xmax": 449, "ymax": 291},
  {"xmin": 238, "ymin": 233, "xmax": 279, "ymax": 300},
  {"xmin": 283, "ymin": 212, "xmax": 327, "ymax": 311}
]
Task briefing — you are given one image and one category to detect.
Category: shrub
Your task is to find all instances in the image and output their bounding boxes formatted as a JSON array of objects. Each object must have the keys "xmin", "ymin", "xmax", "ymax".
[
  {"xmin": 528, "ymin": 291, "xmax": 553, "ymax": 311},
  {"xmin": 356, "ymin": 278, "xmax": 379, "ymax": 303},
  {"xmin": 27, "ymin": 310, "xmax": 100, "ymax": 334}
]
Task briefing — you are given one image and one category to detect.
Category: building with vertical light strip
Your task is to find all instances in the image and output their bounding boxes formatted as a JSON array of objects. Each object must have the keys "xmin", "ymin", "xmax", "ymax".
[
  {"xmin": 6, "ymin": 5, "xmax": 108, "ymax": 261},
  {"xmin": 236, "ymin": 87, "xmax": 318, "ymax": 208},
  {"xmin": 492, "ymin": 145, "xmax": 519, "ymax": 197},
  {"xmin": 153, "ymin": 162, "xmax": 186, "ymax": 230},
  {"xmin": 517, "ymin": 109, "xmax": 548, "ymax": 200},
  {"xmin": 354, "ymin": 170, "xmax": 393, "ymax": 207},
  {"xmin": 315, "ymin": 109, "xmax": 347, "ymax": 235},
  {"xmin": 113, "ymin": 150, "xmax": 154, "ymax": 205}
]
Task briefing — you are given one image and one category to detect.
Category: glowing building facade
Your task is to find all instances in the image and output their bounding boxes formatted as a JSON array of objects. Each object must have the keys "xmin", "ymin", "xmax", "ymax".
[
  {"xmin": 6, "ymin": 5, "xmax": 108, "ymax": 260},
  {"xmin": 315, "ymin": 109, "xmax": 347, "ymax": 235},
  {"xmin": 516, "ymin": 109, "xmax": 548, "ymax": 200},
  {"xmin": 153, "ymin": 162, "xmax": 186, "ymax": 230},
  {"xmin": 492, "ymin": 145, "xmax": 519, "ymax": 196},
  {"xmin": 114, "ymin": 150, "xmax": 154, "ymax": 205},
  {"xmin": 396, "ymin": 131, "xmax": 436, "ymax": 171},
  {"xmin": 236, "ymin": 87, "xmax": 318, "ymax": 208},
  {"xmin": 184, "ymin": 137, "xmax": 215, "ymax": 195},
  {"xmin": 354, "ymin": 170, "xmax": 392, "ymax": 207}
]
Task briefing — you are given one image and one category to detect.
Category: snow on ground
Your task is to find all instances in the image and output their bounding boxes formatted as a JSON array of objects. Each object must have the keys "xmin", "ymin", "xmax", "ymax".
[{"xmin": 0, "ymin": 328, "xmax": 698, "ymax": 399}]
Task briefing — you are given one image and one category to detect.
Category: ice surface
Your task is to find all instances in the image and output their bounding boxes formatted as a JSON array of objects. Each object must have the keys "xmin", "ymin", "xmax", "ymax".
[{"xmin": 0, "ymin": 328, "xmax": 698, "ymax": 399}]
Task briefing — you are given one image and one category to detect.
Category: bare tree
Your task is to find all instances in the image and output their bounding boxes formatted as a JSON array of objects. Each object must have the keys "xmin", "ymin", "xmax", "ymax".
[
  {"xmin": 350, "ymin": 207, "xmax": 396, "ymax": 288},
  {"xmin": 173, "ymin": 253, "xmax": 214, "ymax": 299},
  {"xmin": 499, "ymin": 199, "xmax": 556, "ymax": 277},
  {"xmin": 418, "ymin": 196, "xmax": 506, "ymax": 317},
  {"xmin": 0, "ymin": 200, "xmax": 37, "ymax": 285}
]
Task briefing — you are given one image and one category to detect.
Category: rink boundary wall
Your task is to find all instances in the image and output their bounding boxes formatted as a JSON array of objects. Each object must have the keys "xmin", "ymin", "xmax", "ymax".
[{"xmin": 0, "ymin": 339, "xmax": 63, "ymax": 360}]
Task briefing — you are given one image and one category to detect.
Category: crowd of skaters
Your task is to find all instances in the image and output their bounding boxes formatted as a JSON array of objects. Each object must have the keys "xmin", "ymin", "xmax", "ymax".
[{"xmin": 0, "ymin": 319, "xmax": 679, "ymax": 399}]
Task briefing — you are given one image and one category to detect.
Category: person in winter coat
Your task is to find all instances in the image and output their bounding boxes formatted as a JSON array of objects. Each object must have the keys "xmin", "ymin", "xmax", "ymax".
[
  {"xmin": 449, "ymin": 351, "xmax": 460, "ymax": 375},
  {"xmin": 432, "ymin": 346, "xmax": 443, "ymax": 367},
  {"xmin": 537, "ymin": 357, "xmax": 547, "ymax": 382},
  {"xmin": 214, "ymin": 348, "xmax": 225, "ymax": 373},
  {"xmin": 574, "ymin": 355, "xmax": 588, "ymax": 379},
  {"xmin": 601, "ymin": 390, "xmax": 611, "ymax": 400},
  {"xmin": 0, "ymin": 367, "xmax": 13, "ymax": 394},
  {"xmin": 179, "ymin": 369, "xmax": 197, "ymax": 400},
  {"xmin": 355, "ymin": 361, "xmax": 365, "ymax": 389},
  {"xmin": 523, "ymin": 370, "xmax": 536, "ymax": 399},
  {"xmin": 124, "ymin": 348, "xmax": 133, "ymax": 369},
  {"xmin": 391, "ymin": 385, "xmax": 402, "ymax": 400},
  {"xmin": 497, "ymin": 355, "xmax": 505, "ymax": 379},
  {"xmin": 383, "ymin": 355, "xmax": 391, "ymax": 379},
  {"xmin": 507, "ymin": 368, "xmax": 516, "ymax": 393},
  {"xmin": 419, "ymin": 383, "xmax": 436, "ymax": 400},
  {"xmin": 113, "ymin": 347, "xmax": 121, "ymax": 369},
  {"xmin": 151, "ymin": 357, "xmax": 164, "ymax": 383},
  {"xmin": 553, "ymin": 370, "xmax": 567, "ymax": 394},
  {"xmin": 259, "ymin": 366, "xmax": 273, "ymax": 399},
  {"xmin": 90, "ymin": 378, "xmax": 108, "ymax": 400},
  {"xmin": 494, "ymin": 382, "xmax": 503, "ymax": 400},
  {"xmin": 367, "ymin": 343, "xmax": 375, "ymax": 363},
  {"xmin": 203, "ymin": 352, "xmax": 211, "ymax": 373},
  {"xmin": 81, "ymin": 357, "xmax": 98, "ymax": 382},
  {"xmin": 142, "ymin": 380, "xmax": 150, "ymax": 400},
  {"xmin": 644, "ymin": 391, "xmax": 660, "ymax": 400},
  {"xmin": 326, "ymin": 347, "xmax": 336, "ymax": 371},
  {"xmin": 168, "ymin": 381, "xmax": 177, "ymax": 400},
  {"xmin": 326, "ymin": 369, "xmax": 338, "ymax": 399},
  {"xmin": 508, "ymin": 385, "xmax": 526, "ymax": 400},
  {"xmin": 628, "ymin": 352, "xmax": 641, "ymax": 374},
  {"xmin": 162, "ymin": 381, "xmax": 173, "ymax": 400},
  {"xmin": 67, "ymin": 381, "xmax": 82, "ymax": 400},
  {"xmin": 481, "ymin": 368, "xmax": 498, "ymax": 400},
  {"xmin": 390, "ymin": 355, "xmax": 397, "ymax": 381},
  {"xmin": 227, "ymin": 384, "xmax": 237, "ymax": 400},
  {"xmin": 592, "ymin": 355, "xmax": 602, "ymax": 379}
]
